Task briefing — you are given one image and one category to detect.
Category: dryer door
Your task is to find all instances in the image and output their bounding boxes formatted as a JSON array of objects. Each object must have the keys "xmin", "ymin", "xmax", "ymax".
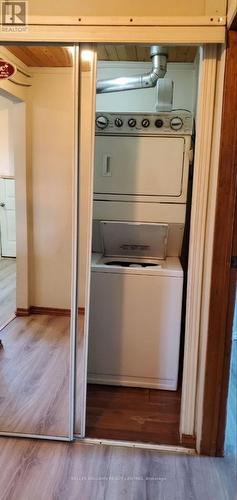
[{"xmin": 94, "ymin": 135, "xmax": 187, "ymax": 203}]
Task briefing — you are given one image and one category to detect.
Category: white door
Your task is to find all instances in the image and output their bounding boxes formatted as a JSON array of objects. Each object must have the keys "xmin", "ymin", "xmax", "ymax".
[{"xmin": 0, "ymin": 178, "xmax": 16, "ymax": 257}]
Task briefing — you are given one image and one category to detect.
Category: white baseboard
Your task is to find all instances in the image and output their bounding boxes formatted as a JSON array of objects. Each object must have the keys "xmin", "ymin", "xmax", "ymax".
[{"xmin": 88, "ymin": 374, "xmax": 178, "ymax": 391}]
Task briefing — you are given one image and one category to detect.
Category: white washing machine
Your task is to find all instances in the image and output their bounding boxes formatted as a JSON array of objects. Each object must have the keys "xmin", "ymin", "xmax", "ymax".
[
  {"xmin": 88, "ymin": 112, "xmax": 193, "ymax": 392},
  {"xmin": 88, "ymin": 221, "xmax": 183, "ymax": 391}
]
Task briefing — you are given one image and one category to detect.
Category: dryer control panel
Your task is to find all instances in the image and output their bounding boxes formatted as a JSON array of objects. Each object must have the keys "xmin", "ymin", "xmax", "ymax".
[{"xmin": 95, "ymin": 112, "xmax": 193, "ymax": 136}]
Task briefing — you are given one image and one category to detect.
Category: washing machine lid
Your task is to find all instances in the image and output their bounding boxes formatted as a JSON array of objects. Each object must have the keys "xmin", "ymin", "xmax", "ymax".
[{"xmin": 100, "ymin": 221, "xmax": 168, "ymax": 260}]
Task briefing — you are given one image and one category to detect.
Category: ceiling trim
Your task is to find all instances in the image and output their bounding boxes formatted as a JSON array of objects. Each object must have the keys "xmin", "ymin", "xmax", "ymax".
[
  {"xmin": 0, "ymin": 25, "xmax": 225, "ymax": 44},
  {"xmin": 15, "ymin": 15, "xmax": 226, "ymax": 26}
]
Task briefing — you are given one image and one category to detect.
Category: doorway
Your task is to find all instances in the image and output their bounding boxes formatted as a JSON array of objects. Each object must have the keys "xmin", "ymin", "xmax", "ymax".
[
  {"xmin": 0, "ymin": 39, "xmax": 225, "ymax": 449},
  {"xmin": 83, "ymin": 43, "xmax": 199, "ymax": 446}
]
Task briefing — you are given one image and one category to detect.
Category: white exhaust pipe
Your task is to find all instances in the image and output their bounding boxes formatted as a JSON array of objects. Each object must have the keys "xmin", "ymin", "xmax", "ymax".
[{"xmin": 96, "ymin": 46, "xmax": 168, "ymax": 94}]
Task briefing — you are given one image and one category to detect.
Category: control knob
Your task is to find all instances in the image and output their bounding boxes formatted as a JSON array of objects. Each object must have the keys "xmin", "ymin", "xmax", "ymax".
[
  {"xmin": 128, "ymin": 118, "xmax": 136, "ymax": 128},
  {"xmin": 155, "ymin": 119, "xmax": 163, "ymax": 128},
  {"xmin": 141, "ymin": 118, "xmax": 150, "ymax": 128},
  {"xmin": 96, "ymin": 115, "xmax": 109, "ymax": 129},
  {"xmin": 170, "ymin": 116, "xmax": 183, "ymax": 131},
  {"xmin": 115, "ymin": 117, "xmax": 123, "ymax": 128}
]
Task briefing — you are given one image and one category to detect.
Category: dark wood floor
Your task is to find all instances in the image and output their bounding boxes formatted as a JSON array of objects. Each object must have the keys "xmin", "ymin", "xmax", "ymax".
[
  {"xmin": 86, "ymin": 384, "xmax": 181, "ymax": 445},
  {"xmin": 0, "ymin": 438, "xmax": 236, "ymax": 500}
]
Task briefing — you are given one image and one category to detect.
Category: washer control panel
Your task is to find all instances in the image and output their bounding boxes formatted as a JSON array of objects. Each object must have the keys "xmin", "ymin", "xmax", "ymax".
[{"xmin": 95, "ymin": 112, "xmax": 192, "ymax": 135}]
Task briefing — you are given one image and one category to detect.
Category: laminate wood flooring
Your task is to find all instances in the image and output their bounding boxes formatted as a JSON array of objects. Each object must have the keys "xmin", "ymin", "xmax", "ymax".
[
  {"xmin": 0, "ymin": 315, "xmax": 70, "ymax": 436},
  {"xmin": 86, "ymin": 384, "xmax": 181, "ymax": 445},
  {"xmin": 0, "ymin": 258, "xmax": 16, "ymax": 329},
  {"xmin": 0, "ymin": 437, "xmax": 236, "ymax": 500}
]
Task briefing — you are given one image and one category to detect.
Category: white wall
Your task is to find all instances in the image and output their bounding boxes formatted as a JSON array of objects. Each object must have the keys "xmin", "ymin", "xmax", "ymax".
[
  {"xmin": 96, "ymin": 62, "xmax": 197, "ymax": 113},
  {"xmin": 0, "ymin": 95, "xmax": 15, "ymax": 177},
  {"xmin": 29, "ymin": 68, "xmax": 74, "ymax": 309}
]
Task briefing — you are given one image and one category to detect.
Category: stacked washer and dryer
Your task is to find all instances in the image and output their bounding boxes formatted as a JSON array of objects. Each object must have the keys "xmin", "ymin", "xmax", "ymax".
[{"xmin": 88, "ymin": 111, "xmax": 193, "ymax": 391}]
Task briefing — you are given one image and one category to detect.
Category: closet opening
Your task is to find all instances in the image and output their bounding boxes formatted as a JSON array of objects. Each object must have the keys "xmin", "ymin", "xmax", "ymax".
[{"xmin": 84, "ymin": 44, "xmax": 199, "ymax": 446}]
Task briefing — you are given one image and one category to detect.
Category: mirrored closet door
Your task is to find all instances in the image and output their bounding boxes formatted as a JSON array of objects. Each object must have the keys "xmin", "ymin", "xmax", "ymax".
[{"xmin": 0, "ymin": 43, "xmax": 79, "ymax": 439}]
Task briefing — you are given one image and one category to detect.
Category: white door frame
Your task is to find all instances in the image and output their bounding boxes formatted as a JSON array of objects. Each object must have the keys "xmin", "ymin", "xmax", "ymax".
[
  {"xmin": 180, "ymin": 44, "xmax": 226, "ymax": 440},
  {"xmin": 76, "ymin": 47, "xmax": 98, "ymax": 436},
  {"xmin": 194, "ymin": 44, "xmax": 226, "ymax": 451}
]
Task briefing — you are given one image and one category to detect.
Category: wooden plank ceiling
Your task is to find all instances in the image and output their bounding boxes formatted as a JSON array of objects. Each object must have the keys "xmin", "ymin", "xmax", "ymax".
[
  {"xmin": 7, "ymin": 46, "xmax": 73, "ymax": 67},
  {"xmin": 97, "ymin": 45, "xmax": 197, "ymax": 62},
  {"xmin": 6, "ymin": 45, "xmax": 197, "ymax": 67}
]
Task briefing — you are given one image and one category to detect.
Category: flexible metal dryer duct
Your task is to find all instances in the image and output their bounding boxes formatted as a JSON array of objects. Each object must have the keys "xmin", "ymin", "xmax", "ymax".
[{"xmin": 96, "ymin": 46, "xmax": 168, "ymax": 94}]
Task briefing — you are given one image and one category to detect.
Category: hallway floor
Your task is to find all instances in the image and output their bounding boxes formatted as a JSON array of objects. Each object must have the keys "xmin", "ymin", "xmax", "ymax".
[
  {"xmin": 0, "ymin": 258, "xmax": 16, "ymax": 329},
  {"xmin": 0, "ymin": 437, "xmax": 236, "ymax": 500},
  {"xmin": 0, "ymin": 314, "xmax": 70, "ymax": 436}
]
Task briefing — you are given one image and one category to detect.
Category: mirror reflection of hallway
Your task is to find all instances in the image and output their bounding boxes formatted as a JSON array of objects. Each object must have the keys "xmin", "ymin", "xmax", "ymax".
[
  {"xmin": 0, "ymin": 44, "xmax": 77, "ymax": 438},
  {"xmin": 0, "ymin": 94, "xmax": 17, "ymax": 334}
]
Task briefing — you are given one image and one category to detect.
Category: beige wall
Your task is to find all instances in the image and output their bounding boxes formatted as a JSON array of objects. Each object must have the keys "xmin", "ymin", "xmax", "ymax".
[
  {"xmin": 0, "ymin": 49, "xmax": 29, "ymax": 310},
  {"xmin": 28, "ymin": 0, "xmax": 226, "ymax": 16},
  {"xmin": 28, "ymin": 68, "xmax": 74, "ymax": 309},
  {"xmin": 0, "ymin": 98, "xmax": 14, "ymax": 177},
  {"xmin": 13, "ymin": 58, "xmax": 200, "ymax": 310},
  {"xmin": 0, "ymin": 51, "xmax": 75, "ymax": 310},
  {"xmin": 0, "ymin": 47, "xmax": 201, "ymax": 310},
  {"xmin": 0, "ymin": 49, "xmax": 75, "ymax": 311}
]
